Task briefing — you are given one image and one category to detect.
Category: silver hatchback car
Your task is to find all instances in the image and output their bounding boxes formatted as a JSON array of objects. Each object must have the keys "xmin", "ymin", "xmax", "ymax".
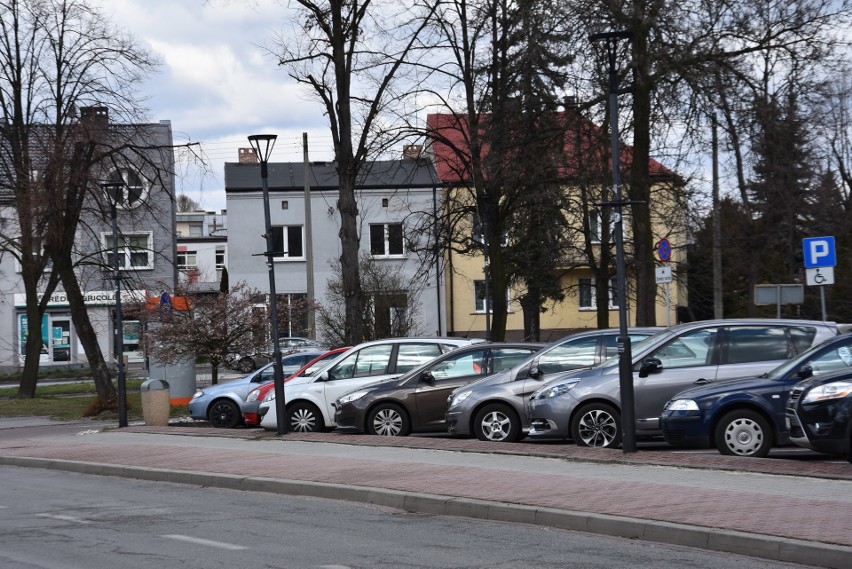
[
  {"xmin": 526, "ymin": 318, "xmax": 840, "ymax": 448},
  {"xmin": 445, "ymin": 328, "xmax": 661, "ymax": 442}
]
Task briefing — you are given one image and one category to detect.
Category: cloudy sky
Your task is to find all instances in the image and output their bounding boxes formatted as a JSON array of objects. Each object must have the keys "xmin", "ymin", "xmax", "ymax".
[{"xmin": 98, "ymin": 0, "xmax": 337, "ymax": 213}]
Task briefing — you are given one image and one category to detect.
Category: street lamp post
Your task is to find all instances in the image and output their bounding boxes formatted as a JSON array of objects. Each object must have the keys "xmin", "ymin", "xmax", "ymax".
[
  {"xmin": 102, "ymin": 181, "xmax": 128, "ymax": 428},
  {"xmin": 248, "ymin": 134, "xmax": 287, "ymax": 435},
  {"xmin": 590, "ymin": 30, "xmax": 639, "ymax": 454}
]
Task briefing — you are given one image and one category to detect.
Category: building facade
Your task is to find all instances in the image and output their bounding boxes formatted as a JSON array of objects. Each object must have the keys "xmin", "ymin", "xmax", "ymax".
[
  {"xmin": 0, "ymin": 109, "xmax": 176, "ymax": 372},
  {"xmin": 176, "ymin": 209, "xmax": 228, "ymax": 291},
  {"xmin": 224, "ymin": 148, "xmax": 448, "ymax": 344}
]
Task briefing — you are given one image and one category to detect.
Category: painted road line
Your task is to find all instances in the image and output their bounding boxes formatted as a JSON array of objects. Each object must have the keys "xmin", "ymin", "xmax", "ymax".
[
  {"xmin": 35, "ymin": 513, "xmax": 92, "ymax": 524},
  {"xmin": 161, "ymin": 534, "xmax": 247, "ymax": 550}
]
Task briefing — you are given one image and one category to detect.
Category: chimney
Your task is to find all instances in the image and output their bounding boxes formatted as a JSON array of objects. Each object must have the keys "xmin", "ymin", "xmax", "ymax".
[
  {"xmin": 239, "ymin": 148, "xmax": 258, "ymax": 164},
  {"xmin": 403, "ymin": 144, "xmax": 423, "ymax": 160},
  {"xmin": 80, "ymin": 106, "xmax": 109, "ymax": 141}
]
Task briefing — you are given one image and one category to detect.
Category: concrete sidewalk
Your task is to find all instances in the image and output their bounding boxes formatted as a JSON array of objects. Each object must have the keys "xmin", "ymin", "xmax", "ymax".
[{"xmin": 0, "ymin": 423, "xmax": 850, "ymax": 568}]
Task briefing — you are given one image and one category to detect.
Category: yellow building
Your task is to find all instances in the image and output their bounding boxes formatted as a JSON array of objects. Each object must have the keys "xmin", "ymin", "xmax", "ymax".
[{"xmin": 428, "ymin": 112, "xmax": 687, "ymax": 341}]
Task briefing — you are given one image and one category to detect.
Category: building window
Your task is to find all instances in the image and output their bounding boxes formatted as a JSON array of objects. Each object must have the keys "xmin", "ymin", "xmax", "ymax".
[
  {"xmin": 370, "ymin": 223, "xmax": 404, "ymax": 257},
  {"xmin": 215, "ymin": 247, "xmax": 226, "ymax": 270},
  {"xmin": 187, "ymin": 222, "xmax": 203, "ymax": 237},
  {"xmin": 271, "ymin": 226, "xmax": 304, "ymax": 259},
  {"xmin": 106, "ymin": 167, "xmax": 148, "ymax": 209},
  {"xmin": 176, "ymin": 250, "xmax": 198, "ymax": 270},
  {"xmin": 579, "ymin": 277, "xmax": 619, "ymax": 310},
  {"xmin": 103, "ymin": 233, "xmax": 153, "ymax": 269}
]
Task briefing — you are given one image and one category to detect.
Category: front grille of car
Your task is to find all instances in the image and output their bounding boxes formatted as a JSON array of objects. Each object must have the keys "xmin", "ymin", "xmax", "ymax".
[{"xmin": 662, "ymin": 429, "xmax": 685, "ymax": 443}]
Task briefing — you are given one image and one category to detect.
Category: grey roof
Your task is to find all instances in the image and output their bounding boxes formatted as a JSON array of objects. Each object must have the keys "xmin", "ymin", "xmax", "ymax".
[{"xmin": 225, "ymin": 159, "xmax": 440, "ymax": 193}]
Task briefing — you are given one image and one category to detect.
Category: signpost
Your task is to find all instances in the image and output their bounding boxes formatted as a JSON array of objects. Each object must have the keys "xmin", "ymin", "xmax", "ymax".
[
  {"xmin": 656, "ymin": 239, "xmax": 672, "ymax": 327},
  {"xmin": 802, "ymin": 236, "xmax": 835, "ymax": 321}
]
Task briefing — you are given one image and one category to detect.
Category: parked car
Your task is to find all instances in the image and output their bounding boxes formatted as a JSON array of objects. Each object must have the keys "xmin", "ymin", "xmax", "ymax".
[
  {"xmin": 242, "ymin": 347, "xmax": 351, "ymax": 427},
  {"xmin": 259, "ymin": 337, "xmax": 481, "ymax": 432},
  {"xmin": 189, "ymin": 350, "xmax": 323, "ymax": 428},
  {"xmin": 445, "ymin": 328, "xmax": 661, "ymax": 442},
  {"xmin": 660, "ymin": 332, "xmax": 852, "ymax": 457},
  {"xmin": 786, "ymin": 368, "xmax": 852, "ymax": 462},
  {"xmin": 229, "ymin": 337, "xmax": 325, "ymax": 373},
  {"xmin": 526, "ymin": 319, "xmax": 840, "ymax": 448},
  {"xmin": 334, "ymin": 342, "xmax": 545, "ymax": 436}
]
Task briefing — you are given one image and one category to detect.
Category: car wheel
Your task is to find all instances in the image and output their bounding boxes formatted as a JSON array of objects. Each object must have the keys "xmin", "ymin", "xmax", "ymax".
[
  {"xmin": 571, "ymin": 403, "xmax": 621, "ymax": 448},
  {"xmin": 473, "ymin": 403, "xmax": 521, "ymax": 442},
  {"xmin": 367, "ymin": 403, "xmax": 411, "ymax": 437},
  {"xmin": 207, "ymin": 399, "xmax": 241, "ymax": 429},
  {"xmin": 288, "ymin": 402, "xmax": 324, "ymax": 433},
  {"xmin": 715, "ymin": 410, "xmax": 772, "ymax": 457},
  {"xmin": 237, "ymin": 357, "xmax": 255, "ymax": 374}
]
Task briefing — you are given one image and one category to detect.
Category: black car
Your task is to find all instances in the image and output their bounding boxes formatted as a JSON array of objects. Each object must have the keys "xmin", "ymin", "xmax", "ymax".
[
  {"xmin": 786, "ymin": 368, "xmax": 852, "ymax": 462},
  {"xmin": 661, "ymin": 332, "xmax": 852, "ymax": 457},
  {"xmin": 334, "ymin": 342, "xmax": 544, "ymax": 436}
]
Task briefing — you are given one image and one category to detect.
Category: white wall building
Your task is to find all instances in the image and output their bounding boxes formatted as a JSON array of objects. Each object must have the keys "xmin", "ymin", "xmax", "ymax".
[
  {"xmin": 176, "ymin": 210, "xmax": 227, "ymax": 290},
  {"xmin": 224, "ymin": 148, "xmax": 448, "ymax": 343}
]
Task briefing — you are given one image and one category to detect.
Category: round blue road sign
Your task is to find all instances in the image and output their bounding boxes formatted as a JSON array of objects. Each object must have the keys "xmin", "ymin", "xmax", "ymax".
[{"xmin": 657, "ymin": 238, "xmax": 672, "ymax": 263}]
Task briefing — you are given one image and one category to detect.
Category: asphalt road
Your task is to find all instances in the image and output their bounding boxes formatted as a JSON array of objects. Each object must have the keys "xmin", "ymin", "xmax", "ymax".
[{"xmin": 0, "ymin": 466, "xmax": 821, "ymax": 569}]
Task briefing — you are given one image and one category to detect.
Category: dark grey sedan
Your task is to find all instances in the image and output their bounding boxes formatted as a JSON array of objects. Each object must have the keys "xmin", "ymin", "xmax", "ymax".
[{"xmin": 334, "ymin": 342, "xmax": 544, "ymax": 436}]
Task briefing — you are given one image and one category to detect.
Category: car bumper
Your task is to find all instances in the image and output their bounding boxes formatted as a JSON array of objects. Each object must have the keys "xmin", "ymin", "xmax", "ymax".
[
  {"xmin": 333, "ymin": 404, "xmax": 365, "ymax": 433},
  {"xmin": 241, "ymin": 401, "xmax": 261, "ymax": 427},
  {"xmin": 526, "ymin": 396, "xmax": 577, "ymax": 438},
  {"xmin": 445, "ymin": 408, "xmax": 471, "ymax": 436},
  {"xmin": 788, "ymin": 402, "xmax": 850, "ymax": 456},
  {"xmin": 188, "ymin": 398, "xmax": 207, "ymax": 421},
  {"xmin": 660, "ymin": 411, "xmax": 712, "ymax": 448}
]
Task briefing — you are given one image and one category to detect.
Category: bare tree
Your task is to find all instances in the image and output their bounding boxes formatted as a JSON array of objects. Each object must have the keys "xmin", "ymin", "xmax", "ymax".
[
  {"xmin": 317, "ymin": 253, "xmax": 426, "ymax": 346},
  {"xmin": 268, "ymin": 0, "xmax": 438, "ymax": 344},
  {"xmin": 143, "ymin": 282, "xmax": 270, "ymax": 386}
]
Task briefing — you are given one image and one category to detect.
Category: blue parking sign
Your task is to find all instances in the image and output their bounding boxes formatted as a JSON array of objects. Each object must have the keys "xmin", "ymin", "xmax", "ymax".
[{"xmin": 803, "ymin": 236, "xmax": 836, "ymax": 268}]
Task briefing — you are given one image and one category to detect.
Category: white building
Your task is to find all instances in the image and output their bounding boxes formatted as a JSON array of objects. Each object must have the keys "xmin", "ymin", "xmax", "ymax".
[
  {"xmin": 176, "ymin": 210, "xmax": 227, "ymax": 291},
  {"xmin": 224, "ymin": 147, "xmax": 447, "ymax": 343}
]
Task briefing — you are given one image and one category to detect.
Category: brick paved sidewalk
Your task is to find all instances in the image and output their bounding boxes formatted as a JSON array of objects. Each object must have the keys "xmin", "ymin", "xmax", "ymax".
[{"xmin": 1, "ymin": 424, "xmax": 850, "ymax": 568}]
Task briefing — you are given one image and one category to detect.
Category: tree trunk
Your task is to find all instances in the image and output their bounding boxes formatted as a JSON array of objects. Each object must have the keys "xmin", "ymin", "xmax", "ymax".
[
  {"xmin": 337, "ymin": 161, "xmax": 364, "ymax": 344},
  {"xmin": 629, "ymin": 26, "xmax": 657, "ymax": 327},
  {"xmin": 57, "ymin": 263, "xmax": 116, "ymax": 403}
]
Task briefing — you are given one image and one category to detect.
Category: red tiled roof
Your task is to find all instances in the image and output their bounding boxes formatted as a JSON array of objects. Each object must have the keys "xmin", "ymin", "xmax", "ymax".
[{"xmin": 426, "ymin": 111, "xmax": 677, "ymax": 184}]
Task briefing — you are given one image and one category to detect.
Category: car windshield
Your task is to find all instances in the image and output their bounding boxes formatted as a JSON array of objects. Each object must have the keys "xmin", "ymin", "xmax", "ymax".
[{"xmin": 765, "ymin": 337, "xmax": 852, "ymax": 379}]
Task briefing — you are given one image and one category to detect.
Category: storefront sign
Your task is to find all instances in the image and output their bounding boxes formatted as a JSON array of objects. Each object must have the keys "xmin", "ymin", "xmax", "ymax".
[{"xmin": 13, "ymin": 290, "xmax": 146, "ymax": 308}]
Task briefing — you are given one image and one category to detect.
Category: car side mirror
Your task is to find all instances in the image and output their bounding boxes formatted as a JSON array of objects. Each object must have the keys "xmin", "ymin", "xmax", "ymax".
[
  {"xmin": 421, "ymin": 370, "xmax": 435, "ymax": 383},
  {"xmin": 638, "ymin": 357, "xmax": 663, "ymax": 378},
  {"xmin": 528, "ymin": 365, "xmax": 542, "ymax": 378},
  {"xmin": 797, "ymin": 365, "xmax": 814, "ymax": 380},
  {"xmin": 317, "ymin": 370, "xmax": 330, "ymax": 382}
]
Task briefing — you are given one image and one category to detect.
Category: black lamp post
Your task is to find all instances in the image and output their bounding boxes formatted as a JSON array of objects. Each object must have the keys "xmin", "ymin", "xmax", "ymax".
[
  {"xmin": 590, "ymin": 30, "xmax": 639, "ymax": 454},
  {"xmin": 248, "ymin": 133, "xmax": 287, "ymax": 435},
  {"xmin": 102, "ymin": 181, "xmax": 128, "ymax": 428}
]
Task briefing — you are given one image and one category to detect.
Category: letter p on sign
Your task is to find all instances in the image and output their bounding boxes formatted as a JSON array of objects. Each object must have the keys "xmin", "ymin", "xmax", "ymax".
[{"xmin": 803, "ymin": 236, "xmax": 836, "ymax": 269}]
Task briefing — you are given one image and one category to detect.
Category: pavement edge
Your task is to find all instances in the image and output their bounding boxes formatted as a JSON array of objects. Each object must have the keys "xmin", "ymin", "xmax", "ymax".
[{"xmin": 1, "ymin": 455, "xmax": 848, "ymax": 569}]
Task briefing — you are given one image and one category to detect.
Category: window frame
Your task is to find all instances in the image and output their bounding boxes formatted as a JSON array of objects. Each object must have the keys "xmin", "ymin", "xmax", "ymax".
[
  {"xmin": 369, "ymin": 222, "xmax": 405, "ymax": 258},
  {"xmin": 270, "ymin": 225, "xmax": 305, "ymax": 260},
  {"xmin": 102, "ymin": 231, "xmax": 154, "ymax": 270},
  {"xmin": 578, "ymin": 277, "xmax": 619, "ymax": 310}
]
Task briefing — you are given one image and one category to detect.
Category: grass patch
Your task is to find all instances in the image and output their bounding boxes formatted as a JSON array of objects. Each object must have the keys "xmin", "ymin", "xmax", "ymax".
[{"xmin": 0, "ymin": 379, "xmax": 187, "ymax": 422}]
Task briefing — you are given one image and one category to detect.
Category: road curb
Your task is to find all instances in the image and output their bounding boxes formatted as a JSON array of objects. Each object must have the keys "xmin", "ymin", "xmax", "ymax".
[{"xmin": 1, "ymin": 455, "xmax": 849, "ymax": 568}]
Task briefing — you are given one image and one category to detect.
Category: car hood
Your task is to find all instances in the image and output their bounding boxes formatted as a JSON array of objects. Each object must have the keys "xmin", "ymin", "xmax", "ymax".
[
  {"xmin": 199, "ymin": 376, "xmax": 252, "ymax": 395},
  {"xmin": 793, "ymin": 368, "xmax": 852, "ymax": 392},
  {"xmin": 669, "ymin": 375, "xmax": 777, "ymax": 401},
  {"xmin": 453, "ymin": 369, "xmax": 512, "ymax": 394}
]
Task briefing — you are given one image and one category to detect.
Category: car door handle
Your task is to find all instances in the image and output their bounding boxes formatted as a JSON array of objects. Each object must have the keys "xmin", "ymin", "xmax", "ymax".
[{"xmin": 694, "ymin": 378, "xmax": 712, "ymax": 385}]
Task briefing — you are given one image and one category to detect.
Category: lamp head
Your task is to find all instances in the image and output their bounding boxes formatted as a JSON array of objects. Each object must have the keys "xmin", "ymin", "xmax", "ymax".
[
  {"xmin": 247, "ymin": 134, "xmax": 278, "ymax": 164},
  {"xmin": 100, "ymin": 181, "xmax": 125, "ymax": 206}
]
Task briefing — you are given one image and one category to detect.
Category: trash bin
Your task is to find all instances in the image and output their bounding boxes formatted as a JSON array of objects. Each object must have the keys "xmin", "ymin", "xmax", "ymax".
[{"xmin": 140, "ymin": 378, "xmax": 170, "ymax": 426}]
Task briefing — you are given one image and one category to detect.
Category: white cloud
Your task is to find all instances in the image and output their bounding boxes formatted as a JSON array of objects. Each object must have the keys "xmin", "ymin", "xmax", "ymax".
[{"xmin": 96, "ymin": 0, "xmax": 333, "ymax": 212}]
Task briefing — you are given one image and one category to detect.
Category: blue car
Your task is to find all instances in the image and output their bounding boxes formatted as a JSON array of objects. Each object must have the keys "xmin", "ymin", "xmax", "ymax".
[
  {"xmin": 661, "ymin": 333, "xmax": 852, "ymax": 457},
  {"xmin": 189, "ymin": 351, "xmax": 323, "ymax": 428}
]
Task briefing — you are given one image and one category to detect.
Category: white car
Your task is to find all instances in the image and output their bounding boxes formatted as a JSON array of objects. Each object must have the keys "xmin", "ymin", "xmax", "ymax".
[{"xmin": 258, "ymin": 337, "xmax": 480, "ymax": 432}]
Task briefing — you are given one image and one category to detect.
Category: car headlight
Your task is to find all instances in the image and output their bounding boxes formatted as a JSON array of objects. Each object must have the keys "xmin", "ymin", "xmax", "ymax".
[
  {"xmin": 532, "ymin": 380, "xmax": 579, "ymax": 400},
  {"xmin": 191, "ymin": 390, "xmax": 204, "ymax": 400},
  {"xmin": 337, "ymin": 390, "xmax": 369, "ymax": 405},
  {"xmin": 448, "ymin": 391, "xmax": 472, "ymax": 409},
  {"xmin": 802, "ymin": 381, "xmax": 852, "ymax": 404},
  {"xmin": 246, "ymin": 390, "xmax": 261, "ymax": 403},
  {"xmin": 263, "ymin": 391, "xmax": 276, "ymax": 403},
  {"xmin": 665, "ymin": 399, "xmax": 699, "ymax": 411}
]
